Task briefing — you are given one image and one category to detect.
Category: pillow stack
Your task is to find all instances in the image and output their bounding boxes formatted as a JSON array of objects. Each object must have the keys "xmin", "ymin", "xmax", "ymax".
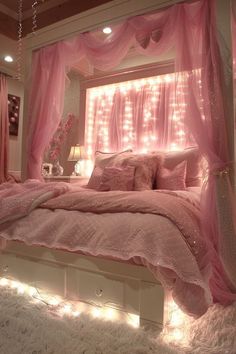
[
  {"xmin": 87, "ymin": 150, "xmax": 163, "ymax": 191},
  {"xmin": 87, "ymin": 146, "xmax": 202, "ymax": 192}
]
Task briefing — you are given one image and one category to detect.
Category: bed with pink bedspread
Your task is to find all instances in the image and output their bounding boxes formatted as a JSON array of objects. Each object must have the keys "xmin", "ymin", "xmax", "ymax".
[{"xmin": 0, "ymin": 179, "xmax": 211, "ymax": 318}]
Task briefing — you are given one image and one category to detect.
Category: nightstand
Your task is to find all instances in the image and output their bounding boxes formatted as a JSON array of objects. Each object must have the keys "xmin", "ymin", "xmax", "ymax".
[{"xmin": 44, "ymin": 175, "xmax": 88, "ymax": 185}]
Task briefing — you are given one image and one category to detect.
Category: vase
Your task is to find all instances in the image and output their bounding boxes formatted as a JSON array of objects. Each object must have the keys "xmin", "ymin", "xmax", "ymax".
[{"xmin": 51, "ymin": 161, "xmax": 64, "ymax": 176}]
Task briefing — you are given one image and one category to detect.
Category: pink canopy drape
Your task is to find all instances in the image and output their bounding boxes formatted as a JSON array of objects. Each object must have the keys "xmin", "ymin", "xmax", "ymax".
[
  {"xmin": 27, "ymin": 0, "xmax": 236, "ymax": 306},
  {"xmin": 0, "ymin": 74, "xmax": 10, "ymax": 184}
]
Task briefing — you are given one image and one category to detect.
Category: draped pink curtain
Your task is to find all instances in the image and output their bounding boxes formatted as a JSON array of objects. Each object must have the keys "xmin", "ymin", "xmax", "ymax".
[
  {"xmin": 0, "ymin": 74, "xmax": 10, "ymax": 183},
  {"xmin": 183, "ymin": 2, "xmax": 236, "ymax": 304},
  {"xmin": 27, "ymin": 43, "xmax": 68, "ymax": 179},
  {"xmin": 27, "ymin": 0, "xmax": 236, "ymax": 304}
]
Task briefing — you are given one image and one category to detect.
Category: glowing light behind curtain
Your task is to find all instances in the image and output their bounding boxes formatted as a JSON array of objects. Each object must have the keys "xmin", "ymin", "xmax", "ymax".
[{"xmin": 85, "ymin": 72, "xmax": 199, "ymax": 157}]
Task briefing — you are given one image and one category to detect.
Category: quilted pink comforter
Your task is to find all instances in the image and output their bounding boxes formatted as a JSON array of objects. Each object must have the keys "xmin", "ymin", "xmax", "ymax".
[{"xmin": 0, "ymin": 180, "xmax": 212, "ymax": 317}]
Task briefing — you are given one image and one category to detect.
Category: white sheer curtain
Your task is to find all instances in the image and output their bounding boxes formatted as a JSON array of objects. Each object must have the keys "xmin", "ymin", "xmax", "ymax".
[{"xmin": 84, "ymin": 73, "xmax": 196, "ymax": 157}]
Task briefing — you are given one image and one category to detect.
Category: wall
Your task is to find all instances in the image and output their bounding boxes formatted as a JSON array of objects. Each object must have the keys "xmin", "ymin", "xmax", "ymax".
[{"xmin": 7, "ymin": 78, "xmax": 24, "ymax": 176}]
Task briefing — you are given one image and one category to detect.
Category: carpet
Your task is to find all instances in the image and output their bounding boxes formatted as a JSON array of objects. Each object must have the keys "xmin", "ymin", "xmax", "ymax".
[{"xmin": 0, "ymin": 286, "xmax": 235, "ymax": 354}]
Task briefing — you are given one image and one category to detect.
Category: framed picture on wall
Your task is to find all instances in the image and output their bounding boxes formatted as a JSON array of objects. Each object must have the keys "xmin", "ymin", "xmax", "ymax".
[{"xmin": 8, "ymin": 94, "xmax": 20, "ymax": 136}]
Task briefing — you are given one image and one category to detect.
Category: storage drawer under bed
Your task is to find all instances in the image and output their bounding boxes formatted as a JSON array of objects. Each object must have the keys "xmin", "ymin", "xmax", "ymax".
[{"xmin": 0, "ymin": 244, "xmax": 164, "ymax": 327}]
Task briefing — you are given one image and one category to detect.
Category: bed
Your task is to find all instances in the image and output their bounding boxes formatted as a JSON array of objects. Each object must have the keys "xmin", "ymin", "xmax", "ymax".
[
  {"xmin": 0, "ymin": 147, "xmax": 211, "ymax": 328},
  {"xmin": 2, "ymin": 0, "xmax": 235, "ymax": 332}
]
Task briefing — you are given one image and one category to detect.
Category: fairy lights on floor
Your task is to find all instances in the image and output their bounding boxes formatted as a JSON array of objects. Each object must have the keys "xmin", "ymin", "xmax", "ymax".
[
  {"xmin": 0, "ymin": 277, "xmax": 139, "ymax": 328},
  {"xmin": 0, "ymin": 276, "xmax": 195, "ymax": 347},
  {"xmin": 162, "ymin": 296, "xmax": 191, "ymax": 346}
]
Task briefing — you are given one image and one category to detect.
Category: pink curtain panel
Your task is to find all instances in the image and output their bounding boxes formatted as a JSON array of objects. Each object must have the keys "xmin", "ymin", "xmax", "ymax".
[{"xmin": 0, "ymin": 74, "xmax": 10, "ymax": 183}]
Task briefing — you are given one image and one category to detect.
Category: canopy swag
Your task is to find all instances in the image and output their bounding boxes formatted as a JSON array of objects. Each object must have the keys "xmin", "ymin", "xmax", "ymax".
[{"xmin": 26, "ymin": 0, "xmax": 236, "ymax": 307}]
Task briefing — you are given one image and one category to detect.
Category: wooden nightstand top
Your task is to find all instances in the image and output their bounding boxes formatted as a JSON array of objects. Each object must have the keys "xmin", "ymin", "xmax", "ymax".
[{"xmin": 44, "ymin": 175, "xmax": 88, "ymax": 184}]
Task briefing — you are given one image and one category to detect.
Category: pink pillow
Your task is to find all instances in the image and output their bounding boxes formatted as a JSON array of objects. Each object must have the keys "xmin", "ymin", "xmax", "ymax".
[
  {"xmin": 87, "ymin": 150, "xmax": 132, "ymax": 190},
  {"xmin": 94, "ymin": 149, "xmax": 132, "ymax": 168},
  {"xmin": 87, "ymin": 166, "xmax": 103, "ymax": 190},
  {"xmin": 156, "ymin": 160, "xmax": 187, "ymax": 190},
  {"xmin": 99, "ymin": 166, "xmax": 135, "ymax": 191},
  {"xmin": 163, "ymin": 147, "xmax": 201, "ymax": 187},
  {"xmin": 118, "ymin": 153, "xmax": 163, "ymax": 191}
]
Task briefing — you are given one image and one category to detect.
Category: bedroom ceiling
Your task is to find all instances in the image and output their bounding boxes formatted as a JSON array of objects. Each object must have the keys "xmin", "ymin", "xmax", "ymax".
[
  {"xmin": 0, "ymin": 0, "xmax": 113, "ymax": 76},
  {"xmin": 0, "ymin": 0, "xmax": 113, "ymax": 39}
]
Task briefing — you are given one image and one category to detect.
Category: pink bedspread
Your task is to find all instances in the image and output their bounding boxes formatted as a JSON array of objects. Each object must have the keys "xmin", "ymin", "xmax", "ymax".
[
  {"xmin": 0, "ymin": 180, "xmax": 212, "ymax": 317},
  {"xmin": 0, "ymin": 179, "xmax": 70, "ymax": 224}
]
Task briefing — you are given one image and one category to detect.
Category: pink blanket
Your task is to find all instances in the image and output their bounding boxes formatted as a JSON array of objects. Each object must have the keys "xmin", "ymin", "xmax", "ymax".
[
  {"xmin": 41, "ymin": 187, "xmax": 204, "ymax": 262},
  {"xmin": 0, "ymin": 179, "xmax": 70, "ymax": 224},
  {"xmin": 0, "ymin": 180, "xmax": 211, "ymax": 317}
]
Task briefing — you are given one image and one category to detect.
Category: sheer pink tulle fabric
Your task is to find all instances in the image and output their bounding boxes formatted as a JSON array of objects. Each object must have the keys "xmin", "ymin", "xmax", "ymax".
[
  {"xmin": 27, "ymin": 0, "xmax": 236, "ymax": 303},
  {"xmin": 0, "ymin": 74, "xmax": 11, "ymax": 184}
]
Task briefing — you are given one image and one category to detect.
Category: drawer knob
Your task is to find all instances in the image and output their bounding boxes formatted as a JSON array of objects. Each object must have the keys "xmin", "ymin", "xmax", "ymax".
[{"xmin": 95, "ymin": 288, "xmax": 103, "ymax": 297}]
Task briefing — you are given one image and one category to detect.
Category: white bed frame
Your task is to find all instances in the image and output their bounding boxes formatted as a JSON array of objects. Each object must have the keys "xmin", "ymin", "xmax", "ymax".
[
  {"xmin": 14, "ymin": 0, "xmax": 234, "ymax": 330},
  {"xmin": 0, "ymin": 241, "xmax": 164, "ymax": 328}
]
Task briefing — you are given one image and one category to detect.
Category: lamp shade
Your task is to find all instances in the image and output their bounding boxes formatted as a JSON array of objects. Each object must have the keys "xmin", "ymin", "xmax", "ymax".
[{"xmin": 68, "ymin": 145, "xmax": 83, "ymax": 161}]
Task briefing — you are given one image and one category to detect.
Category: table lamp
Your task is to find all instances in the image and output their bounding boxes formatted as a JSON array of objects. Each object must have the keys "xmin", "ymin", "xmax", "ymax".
[{"xmin": 68, "ymin": 145, "xmax": 83, "ymax": 176}]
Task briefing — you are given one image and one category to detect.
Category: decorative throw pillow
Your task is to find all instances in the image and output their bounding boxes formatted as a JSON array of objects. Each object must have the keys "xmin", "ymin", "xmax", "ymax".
[
  {"xmin": 99, "ymin": 166, "xmax": 135, "ymax": 191},
  {"xmin": 118, "ymin": 153, "xmax": 163, "ymax": 191},
  {"xmin": 87, "ymin": 166, "xmax": 103, "ymax": 190},
  {"xmin": 156, "ymin": 160, "xmax": 187, "ymax": 190},
  {"xmin": 94, "ymin": 149, "xmax": 133, "ymax": 168},
  {"xmin": 163, "ymin": 147, "xmax": 201, "ymax": 187},
  {"xmin": 87, "ymin": 150, "xmax": 132, "ymax": 190}
]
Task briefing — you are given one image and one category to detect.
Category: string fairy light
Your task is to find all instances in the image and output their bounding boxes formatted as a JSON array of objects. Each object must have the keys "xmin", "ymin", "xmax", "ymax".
[
  {"xmin": 32, "ymin": 1, "xmax": 38, "ymax": 35},
  {"xmin": 85, "ymin": 71, "xmax": 202, "ymax": 158},
  {"xmin": 0, "ymin": 276, "xmax": 140, "ymax": 328},
  {"xmin": 0, "ymin": 276, "xmax": 195, "ymax": 344},
  {"xmin": 15, "ymin": 0, "xmax": 23, "ymax": 81},
  {"xmin": 32, "ymin": 0, "xmax": 47, "ymax": 35},
  {"xmin": 14, "ymin": 0, "xmax": 47, "ymax": 81},
  {"xmin": 161, "ymin": 296, "xmax": 191, "ymax": 346}
]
